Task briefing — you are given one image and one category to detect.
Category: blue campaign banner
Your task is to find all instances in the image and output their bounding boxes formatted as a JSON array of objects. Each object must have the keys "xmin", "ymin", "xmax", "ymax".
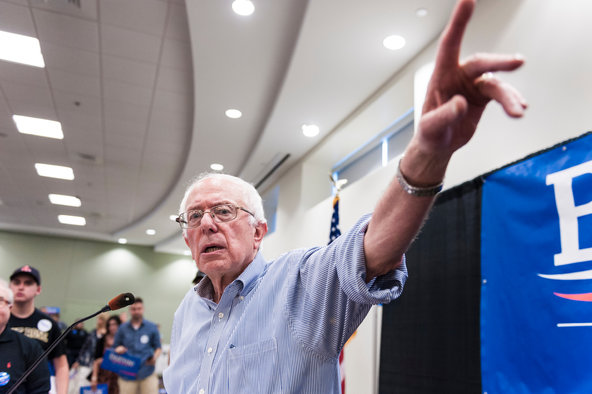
[
  {"xmin": 80, "ymin": 383, "xmax": 108, "ymax": 394},
  {"xmin": 100, "ymin": 348, "xmax": 142, "ymax": 378},
  {"xmin": 481, "ymin": 132, "xmax": 592, "ymax": 393}
]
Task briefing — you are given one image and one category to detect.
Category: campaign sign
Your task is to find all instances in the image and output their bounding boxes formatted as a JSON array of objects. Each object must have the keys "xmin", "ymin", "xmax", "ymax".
[
  {"xmin": 100, "ymin": 349, "xmax": 142, "ymax": 378},
  {"xmin": 80, "ymin": 383, "xmax": 108, "ymax": 394},
  {"xmin": 481, "ymin": 132, "xmax": 592, "ymax": 393}
]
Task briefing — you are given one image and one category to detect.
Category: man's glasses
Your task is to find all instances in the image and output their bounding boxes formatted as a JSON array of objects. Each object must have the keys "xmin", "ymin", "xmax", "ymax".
[
  {"xmin": 176, "ymin": 204, "xmax": 254, "ymax": 229},
  {"xmin": 0, "ymin": 296, "xmax": 11, "ymax": 306}
]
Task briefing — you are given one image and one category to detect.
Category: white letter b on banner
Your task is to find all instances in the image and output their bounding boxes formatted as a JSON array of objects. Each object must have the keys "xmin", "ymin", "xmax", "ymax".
[{"xmin": 546, "ymin": 160, "xmax": 592, "ymax": 266}]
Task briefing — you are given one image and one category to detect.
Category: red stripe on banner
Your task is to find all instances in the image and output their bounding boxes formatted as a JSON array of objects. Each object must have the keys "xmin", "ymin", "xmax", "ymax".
[{"xmin": 554, "ymin": 292, "xmax": 592, "ymax": 302}]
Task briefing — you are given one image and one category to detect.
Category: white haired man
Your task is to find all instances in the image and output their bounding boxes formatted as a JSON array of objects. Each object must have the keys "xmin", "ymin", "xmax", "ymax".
[{"xmin": 163, "ymin": 0, "xmax": 527, "ymax": 392}]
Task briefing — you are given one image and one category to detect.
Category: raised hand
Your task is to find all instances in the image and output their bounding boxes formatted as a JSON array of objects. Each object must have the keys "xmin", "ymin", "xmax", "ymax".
[{"xmin": 418, "ymin": 0, "xmax": 527, "ymax": 159}]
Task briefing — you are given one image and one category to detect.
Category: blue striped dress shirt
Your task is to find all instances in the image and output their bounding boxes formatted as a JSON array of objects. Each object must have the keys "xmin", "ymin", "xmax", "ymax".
[{"xmin": 163, "ymin": 214, "xmax": 407, "ymax": 393}]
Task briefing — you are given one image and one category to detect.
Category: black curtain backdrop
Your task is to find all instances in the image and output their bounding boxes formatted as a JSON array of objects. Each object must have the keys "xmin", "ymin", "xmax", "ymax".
[{"xmin": 379, "ymin": 179, "xmax": 483, "ymax": 394}]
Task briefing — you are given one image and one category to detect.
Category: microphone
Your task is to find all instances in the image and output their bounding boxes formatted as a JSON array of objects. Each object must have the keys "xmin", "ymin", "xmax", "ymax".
[
  {"xmin": 7, "ymin": 292, "xmax": 136, "ymax": 394},
  {"xmin": 107, "ymin": 292, "xmax": 136, "ymax": 312}
]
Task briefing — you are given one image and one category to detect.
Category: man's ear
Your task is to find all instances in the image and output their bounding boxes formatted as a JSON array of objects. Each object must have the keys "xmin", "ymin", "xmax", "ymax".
[
  {"xmin": 253, "ymin": 222, "xmax": 268, "ymax": 246},
  {"xmin": 36, "ymin": 285, "xmax": 41, "ymax": 296}
]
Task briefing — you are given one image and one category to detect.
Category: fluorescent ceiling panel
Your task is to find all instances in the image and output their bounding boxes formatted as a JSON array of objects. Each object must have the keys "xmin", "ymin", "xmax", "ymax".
[
  {"xmin": 58, "ymin": 215, "xmax": 86, "ymax": 226},
  {"xmin": 13, "ymin": 115, "xmax": 63, "ymax": 139},
  {"xmin": 48, "ymin": 194, "xmax": 81, "ymax": 207},
  {"xmin": 35, "ymin": 163, "xmax": 74, "ymax": 180},
  {"xmin": 0, "ymin": 30, "xmax": 45, "ymax": 68}
]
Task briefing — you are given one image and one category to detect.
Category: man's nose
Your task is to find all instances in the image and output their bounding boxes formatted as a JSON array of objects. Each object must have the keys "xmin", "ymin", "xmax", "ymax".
[{"xmin": 200, "ymin": 211, "xmax": 218, "ymax": 231}]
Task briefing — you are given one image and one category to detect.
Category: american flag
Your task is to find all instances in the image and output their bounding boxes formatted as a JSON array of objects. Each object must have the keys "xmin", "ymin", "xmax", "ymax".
[
  {"xmin": 329, "ymin": 194, "xmax": 345, "ymax": 393},
  {"xmin": 329, "ymin": 195, "xmax": 341, "ymax": 243}
]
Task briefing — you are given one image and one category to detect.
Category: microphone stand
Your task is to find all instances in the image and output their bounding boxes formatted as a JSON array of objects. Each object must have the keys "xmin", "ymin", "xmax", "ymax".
[{"xmin": 8, "ymin": 305, "xmax": 113, "ymax": 394}]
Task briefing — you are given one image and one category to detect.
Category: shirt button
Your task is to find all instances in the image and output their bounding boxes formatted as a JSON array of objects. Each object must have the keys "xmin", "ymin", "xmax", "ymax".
[
  {"xmin": 207, "ymin": 347, "xmax": 213, "ymax": 354},
  {"xmin": 239, "ymin": 296, "xmax": 244, "ymax": 301},
  {"xmin": 218, "ymin": 312, "xmax": 224, "ymax": 319},
  {"xmin": 199, "ymin": 390, "xmax": 205, "ymax": 394}
]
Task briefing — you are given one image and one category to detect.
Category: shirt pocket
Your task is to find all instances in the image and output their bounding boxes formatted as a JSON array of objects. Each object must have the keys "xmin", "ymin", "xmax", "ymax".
[{"xmin": 227, "ymin": 337, "xmax": 282, "ymax": 393}]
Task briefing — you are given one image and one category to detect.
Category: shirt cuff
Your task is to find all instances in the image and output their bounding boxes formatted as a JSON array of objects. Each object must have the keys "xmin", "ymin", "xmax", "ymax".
[{"xmin": 336, "ymin": 213, "xmax": 408, "ymax": 305}]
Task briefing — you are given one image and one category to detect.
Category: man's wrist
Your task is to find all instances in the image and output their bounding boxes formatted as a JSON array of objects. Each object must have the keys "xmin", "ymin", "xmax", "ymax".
[{"xmin": 396, "ymin": 158, "xmax": 443, "ymax": 197}]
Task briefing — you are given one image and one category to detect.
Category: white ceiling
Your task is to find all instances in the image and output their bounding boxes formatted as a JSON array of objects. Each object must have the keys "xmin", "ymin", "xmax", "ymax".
[{"xmin": 0, "ymin": 0, "xmax": 457, "ymax": 255}]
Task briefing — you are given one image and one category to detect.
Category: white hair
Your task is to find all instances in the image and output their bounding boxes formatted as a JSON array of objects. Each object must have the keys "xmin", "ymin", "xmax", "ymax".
[
  {"xmin": 179, "ymin": 173, "xmax": 267, "ymax": 227},
  {"xmin": 0, "ymin": 278, "xmax": 13, "ymax": 305}
]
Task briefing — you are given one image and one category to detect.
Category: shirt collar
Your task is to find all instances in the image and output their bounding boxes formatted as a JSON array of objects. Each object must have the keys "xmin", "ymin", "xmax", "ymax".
[{"xmin": 194, "ymin": 252, "xmax": 267, "ymax": 300}]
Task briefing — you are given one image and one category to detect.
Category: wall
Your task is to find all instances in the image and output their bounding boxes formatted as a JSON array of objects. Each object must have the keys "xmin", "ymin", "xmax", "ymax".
[
  {"xmin": 0, "ymin": 230, "xmax": 195, "ymax": 342},
  {"xmin": 260, "ymin": 0, "xmax": 592, "ymax": 392}
]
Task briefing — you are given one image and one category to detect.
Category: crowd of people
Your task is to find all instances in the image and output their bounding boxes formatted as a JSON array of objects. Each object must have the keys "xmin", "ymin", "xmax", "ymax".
[{"xmin": 0, "ymin": 266, "xmax": 162, "ymax": 394}]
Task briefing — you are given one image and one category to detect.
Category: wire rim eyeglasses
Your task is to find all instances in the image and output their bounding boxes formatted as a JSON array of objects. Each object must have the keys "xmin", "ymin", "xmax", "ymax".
[{"xmin": 176, "ymin": 204, "xmax": 254, "ymax": 229}]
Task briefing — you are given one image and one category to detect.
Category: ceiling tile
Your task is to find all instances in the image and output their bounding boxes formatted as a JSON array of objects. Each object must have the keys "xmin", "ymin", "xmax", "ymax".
[
  {"xmin": 0, "ymin": 1, "xmax": 36, "ymax": 36},
  {"xmin": 160, "ymin": 38, "xmax": 192, "ymax": 71},
  {"xmin": 103, "ymin": 100, "xmax": 150, "ymax": 124},
  {"xmin": 101, "ymin": 24, "xmax": 161, "ymax": 64},
  {"xmin": 53, "ymin": 90, "xmax": 102, "ymax": 120},
  {"xmin": 0, "ymin": 63, "xmax": 49, "ymax": 89},
  {"xmin": 29, "ymin": 0, "xmax": 98, "ymax": 21},
  {"xmin": 102, "ymin": 55, "xmax": 157, "ymax": 87},
  {"xmin": 48, "ymin": 68, "xmax": 101, "ymax": 97},
  {"xmin": 104, "ymin": 117, "xmax": 146, "ymax": 139},
  {"xmin": 152, "ymin": 90, "xmax": 188, "ymax": 116},
  {"xmin": 100, "ymin": 0, "xmax": 166, "ymax": 37},
  {"xmin": 149, "ymin": 108, "xmax": 191, "ymax": 133},
  {"xmin": 33, "ymin": 8, "xmax": 99, "ymax": 51},
  {"xmin": 2, "ymin": 82, "xmax": 57, "ymax": 119},
  {"xmin": 103, "ymin": 79, "xmax": 154, "ymax": 107},
  {"xmin": 155, "ymin": 66, "xmax": 191, "ymax": 94},
  {"xmin": 41, "ymin": 42, "xmax": 100, "ymax": 77}
]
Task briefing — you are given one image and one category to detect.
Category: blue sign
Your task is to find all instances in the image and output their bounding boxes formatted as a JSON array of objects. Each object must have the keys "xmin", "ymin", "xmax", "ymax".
[
  {"xmin": 100, "ymin": 349, "xmax": 142, "ymax": 378},
  {"xmin": 80, "ymin": 383, "xmax": 108, "ymax": 394},
  {"xmin": 481, "ymin": 133, "xmax": 592, "ymax": 393}
]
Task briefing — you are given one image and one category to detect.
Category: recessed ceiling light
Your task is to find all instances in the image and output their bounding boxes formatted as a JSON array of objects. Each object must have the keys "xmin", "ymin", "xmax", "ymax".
[
  {"xmin": 35, "ymin": 163, "xmax": 74, "ymax": 180},
  {"xmin": 58, "ymin": 215, "xmax": 86, "ymax": 226},
  {"xmin": 118, "ymin": 238, "xmax": 128, "ymax": 244},
  {"xmin": 0, "ymin": 30, "xmax": 45, "ymax": 68},
  {"xmin": 210, "ymin": 163, "xmax": 224, "ymax": 171},
  {"xmin": 232, "ymin": 0, "xmax": 255, "ymax": 16},
  {"xmin": 169, "ymin": 214, "xmax": 178, "ymax": 221},
  {"xmin": 13, "ymin": 115, "xmax": 63, "ymax": 139},
  {"xmin": 48, "ymin": 194, "xmax": 81, "ymax": 207},
  {"xmin": 416, "ymin": 8, "xmax": 428, "ymax": 17},
  {"xmin": 383, "ymin": 35, "xmax": 406, "ymax": 51},
  {"xmin": 146, "ymin": 229, "xmax": 156, "ymax": 235},
  {"xmin": 301, "ymin": 124, "xmax": 320, "ymax": 138},
  {"xmin": 225, "ymin": 109, "xmax": 242, "ymax": 119}
]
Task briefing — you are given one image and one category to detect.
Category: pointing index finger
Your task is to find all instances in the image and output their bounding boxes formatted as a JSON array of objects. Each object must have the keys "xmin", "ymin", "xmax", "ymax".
[{"xmin": 435, "ymin": 0, "xmax": 476, "ymax": 70}]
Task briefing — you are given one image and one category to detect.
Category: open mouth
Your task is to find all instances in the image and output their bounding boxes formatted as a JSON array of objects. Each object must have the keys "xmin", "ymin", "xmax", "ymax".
[{"xmin": 204, "ymin": 246, "xmax": 223, "ymax": 253}]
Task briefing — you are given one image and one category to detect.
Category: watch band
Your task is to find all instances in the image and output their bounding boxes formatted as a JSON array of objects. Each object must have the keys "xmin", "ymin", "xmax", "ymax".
[{"xmin": 396, "ymin": 158, "xmax": 443, "ymax": 197}]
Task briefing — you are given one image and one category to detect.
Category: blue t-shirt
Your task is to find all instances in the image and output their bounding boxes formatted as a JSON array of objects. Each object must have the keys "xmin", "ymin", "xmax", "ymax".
[{"xmin": 113, "ymin": 319, "xmax": 161, "ymax": 380}]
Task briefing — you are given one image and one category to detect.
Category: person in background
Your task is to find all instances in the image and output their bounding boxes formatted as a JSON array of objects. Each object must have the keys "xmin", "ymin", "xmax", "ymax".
[
  {"xmin": 64, "ymin": 320, "xmax": 88, "ymax": 367},
  {"xmin": 163, "ymin": 0, "xmax": 528, "ymax": 392},
  {"xmin": 41, "ymin": 307, "xmax": 67, "ymax": 332},
  {"xmin": 113, "ymin": 298, "xmax": 161, "ymax": 394},
  {"xmin": 8, "ymin": 265, "xmax": 69, "ymax": 394},
  {"xmin": 0, "ymin": 278, "xmax": 50, "ymax": 394},
  {"xmin": 118, "ymin": 312, "xmax": 128, "ymax": 325},
  {"xmin": 90, "ymin": 315, "xmax": 121, "ymax": 394},
  {"xmin": 69, "ymin": 313, "xmax": 107, "ymax": 394}
]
